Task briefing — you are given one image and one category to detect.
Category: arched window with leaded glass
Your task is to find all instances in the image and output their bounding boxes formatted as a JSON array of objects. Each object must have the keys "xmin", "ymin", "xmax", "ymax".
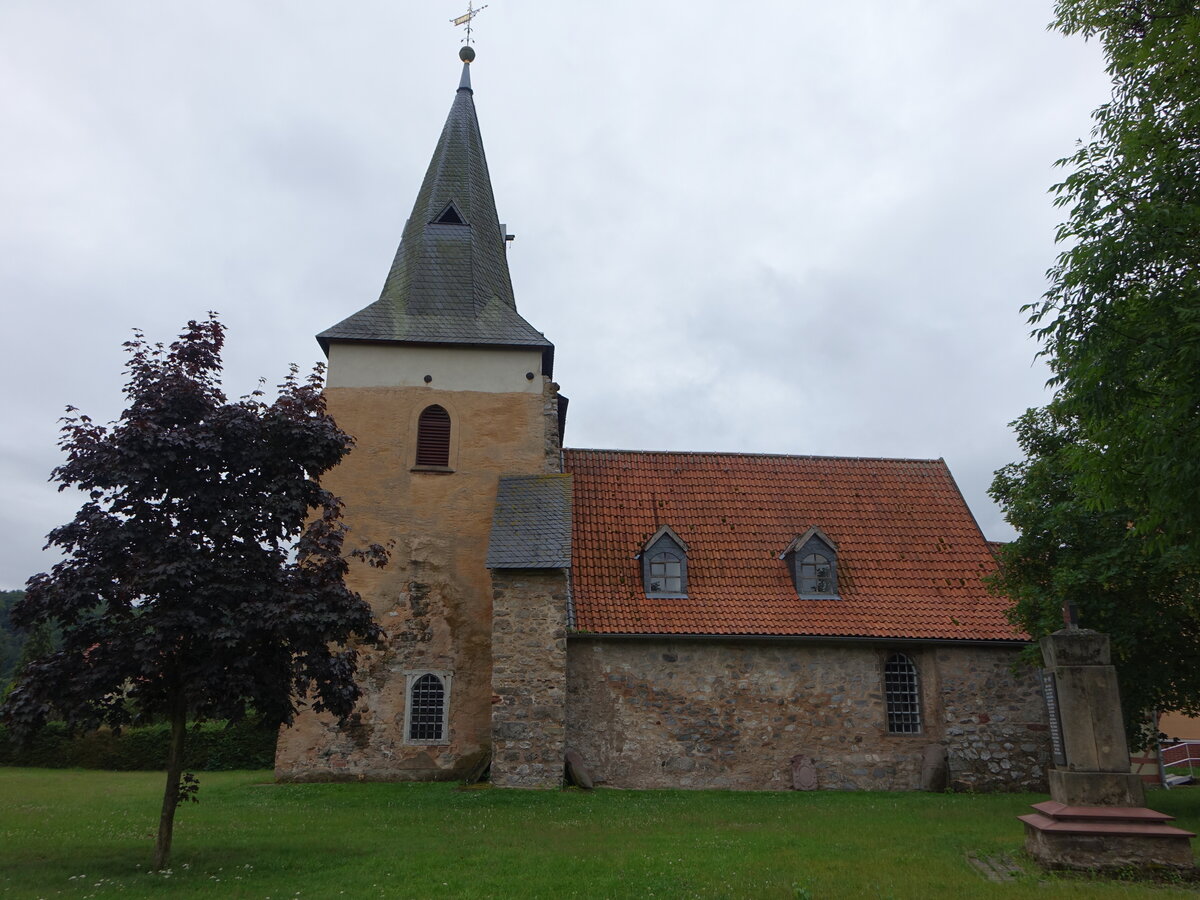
[{"xmin": 404, "ymin": 671, "xmax": 452, "ymax": 744}]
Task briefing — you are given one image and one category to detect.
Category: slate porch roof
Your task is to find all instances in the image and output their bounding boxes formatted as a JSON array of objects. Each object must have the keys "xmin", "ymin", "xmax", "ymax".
[
  {"xmin": 487, "ymin": 474, "xmax": 573, "ymax": 569},
  {"xmin": 563, "ymin": 449, "xmax": 1023, "ymax": 642}
]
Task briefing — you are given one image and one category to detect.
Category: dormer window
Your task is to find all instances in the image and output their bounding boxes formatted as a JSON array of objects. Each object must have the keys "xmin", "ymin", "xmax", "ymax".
[
  {"xmin": 649, "ymin": 552, "xmax": 683, "ymax": 593},
  {"xmin": 641, "ymin": 525, "xmax": 688, "ymax": 596},
  {"xmin": 433, "ymin": 201, "xmax": 467, "ymax": 225},
  {"xmin": 799, "ymin": 553, "xmax": 833, "ymax": 594},
  {"xmin": 781, "ymin": 527, "xmax": 839, "ymax": 598}
]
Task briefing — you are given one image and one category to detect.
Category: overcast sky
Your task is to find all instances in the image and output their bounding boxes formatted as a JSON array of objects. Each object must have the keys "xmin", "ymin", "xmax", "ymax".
[{"xmin": 0, "ymin": 2, "xmax": 1111, "ymax": 590}]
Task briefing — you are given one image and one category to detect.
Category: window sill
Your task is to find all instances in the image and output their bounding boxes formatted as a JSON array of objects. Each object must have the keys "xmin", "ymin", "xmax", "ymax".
[{"xmin": 411, "ymin": 465, "xmax": 455, "ymax": 474}]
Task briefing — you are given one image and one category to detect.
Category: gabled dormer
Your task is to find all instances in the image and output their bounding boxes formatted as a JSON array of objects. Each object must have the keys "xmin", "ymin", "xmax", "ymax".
[
  {"xmin": 781, "ymin": 526, "xmax": 839, "ymax": 598},
  {"xmin": 639, "ymin": 525, "xmax": 689, "ymax": 596}
]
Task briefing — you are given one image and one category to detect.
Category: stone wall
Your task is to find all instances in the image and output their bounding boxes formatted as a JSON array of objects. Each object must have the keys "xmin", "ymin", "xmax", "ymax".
[
  {"xmin": 490, "ymin": 569, "xmax": 569, "ymax": 788},
  {"xmin": 565, "ymin": 637, "xmax": 1049, "ymax": 792},
  {"xmin": 542, "ymin": 380, "xmax": 563, "ymax": 473},
  {"xmin": 936, "ymin": 645, "xmax": 1052, "ymax": 792},
  {"xmin": 275, "ymin": 380, "xmax": 555, "ymax": 781}
]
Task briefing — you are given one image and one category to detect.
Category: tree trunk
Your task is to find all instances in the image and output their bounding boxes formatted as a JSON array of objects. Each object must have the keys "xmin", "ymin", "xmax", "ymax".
[{"xmin": 153, "ymin": 700, "xmax": 187, "ymax": 870}]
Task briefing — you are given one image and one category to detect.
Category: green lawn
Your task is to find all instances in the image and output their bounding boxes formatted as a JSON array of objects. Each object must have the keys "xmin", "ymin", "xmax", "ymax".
[{"xmin": 1, "ymin": 769, "xmax": 1197, "ymax": 898}]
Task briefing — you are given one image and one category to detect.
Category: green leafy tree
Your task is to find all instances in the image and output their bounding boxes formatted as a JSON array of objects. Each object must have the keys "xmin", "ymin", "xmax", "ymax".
[
  {"xmin": 1, "ymin": 317, "xmax": 384, "ymax": 869},
  {"xmin": 2, "ymin": 621, "xmax": 58, "ymax": 705},
  {"xmin": 1029, "ymin": 0, "xmax": 1200, "ymax": 545},
  {"xmin": 992, "ymin": 1, "xmax": 1200, "ymax": 741},
  {"xmin": 0, "ymin": 591, "xmax": 26, "ymax": 686},
  {"xmin": 990, "ymin": 406, "xmax": 1200, "ymax": 743}
]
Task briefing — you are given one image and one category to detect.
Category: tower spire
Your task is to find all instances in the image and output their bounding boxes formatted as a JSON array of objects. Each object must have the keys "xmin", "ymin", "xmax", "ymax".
[{"xmin": 318, "ymin": 52, "xmax": 553, "ymax": 373}]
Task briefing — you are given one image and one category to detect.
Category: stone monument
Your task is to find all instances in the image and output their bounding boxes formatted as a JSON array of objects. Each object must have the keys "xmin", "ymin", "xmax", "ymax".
[{"xmin": 1018, "ymin": 629, "xmax": 1194, "ymax": 871}]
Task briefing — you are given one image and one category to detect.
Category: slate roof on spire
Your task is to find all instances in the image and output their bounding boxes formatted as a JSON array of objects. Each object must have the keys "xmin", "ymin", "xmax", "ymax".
[{"xmin": 318, "ymin": 57, "xmax": 553, "ymax": 368}]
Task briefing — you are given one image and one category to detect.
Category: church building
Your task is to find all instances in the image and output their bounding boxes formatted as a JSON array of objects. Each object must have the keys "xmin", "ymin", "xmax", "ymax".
[{"xmin": 274, "ymin": 50, "xmax": 1051, "ymax": 792}]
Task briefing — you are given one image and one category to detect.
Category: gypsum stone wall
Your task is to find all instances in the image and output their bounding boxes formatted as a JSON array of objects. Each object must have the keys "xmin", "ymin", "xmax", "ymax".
[
  {"xmin": 275, "ymin": 564, "xmax": 491, "ymax": 782},
  {"xmin": 276, "ymin": 382, "xmax": 552, "ymax": 782},
  {"xmin": 565, "ymin": 637, "xmax": 1046, "ymax": 792},
  {"xmin": 542, "ymin": 379, "xmax": 563, "ymax": 473},
  {"xmin": 935, "ymin": 645, "xmax": 1051, "ymax": 792},
  {"xmin": 490, "ymin": 569, "xmax": 569, "ymax": 788}
]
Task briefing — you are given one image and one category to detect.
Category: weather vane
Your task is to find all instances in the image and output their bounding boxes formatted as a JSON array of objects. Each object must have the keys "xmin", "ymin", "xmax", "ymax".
[{"xmin": 451, "ymin": 2, "xmax": 488, "ymax": 45}]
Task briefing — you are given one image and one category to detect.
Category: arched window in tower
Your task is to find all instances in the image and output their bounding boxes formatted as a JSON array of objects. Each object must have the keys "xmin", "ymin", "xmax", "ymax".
[
  {"xmin": 405, "ymin": 672, "xmax": 451, "ymax": 743},
  {"xmin": 884, "ymin": 653, "xmax": 922, "ymax": 734},
  {"xmin": 415, "ymin": 404, "xmax": 452, "ymax": 467}
]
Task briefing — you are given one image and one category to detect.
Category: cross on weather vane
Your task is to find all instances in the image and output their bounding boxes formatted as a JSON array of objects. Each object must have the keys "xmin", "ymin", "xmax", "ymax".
[{"xmin": 451, "ymin": 2, "xmax": 488, "ymax": 45}]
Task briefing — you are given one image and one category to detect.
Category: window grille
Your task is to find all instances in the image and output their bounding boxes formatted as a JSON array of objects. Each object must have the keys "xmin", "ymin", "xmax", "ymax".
[
  {"xmin": 799, "ymin": 553, "xmax": 833, "ymax": 594},
  {"xmin": 649, "ymin": 552, "xmax": 682, "ymax": 593},
  {"xmin": 416, "ymin": 405, "xmax": 451, "ymax": 467},
  {"xmin": 408, "ymin": 673, "xmax": 446, "ymax": 742},
  {"xmin": 884, "ymin": 653, "xmax": 921, "ymax": 734}
]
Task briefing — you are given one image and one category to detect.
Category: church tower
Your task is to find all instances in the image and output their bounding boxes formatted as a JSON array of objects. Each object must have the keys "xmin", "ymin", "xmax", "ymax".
[{"xmin": 275, "ymin": 49, "xmax": 567, "ymax": 783}]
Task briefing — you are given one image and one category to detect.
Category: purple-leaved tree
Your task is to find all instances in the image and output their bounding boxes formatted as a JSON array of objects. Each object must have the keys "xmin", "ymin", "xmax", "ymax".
[{"xmin": 1, "ymin": 315, "xmax": 384, "ymax": 869}]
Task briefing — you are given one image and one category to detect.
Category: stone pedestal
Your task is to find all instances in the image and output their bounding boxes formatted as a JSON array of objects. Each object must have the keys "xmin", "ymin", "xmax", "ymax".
[{"xmin": 1019, "ymin": 630, "xmax": 1194, "ymax": 871}]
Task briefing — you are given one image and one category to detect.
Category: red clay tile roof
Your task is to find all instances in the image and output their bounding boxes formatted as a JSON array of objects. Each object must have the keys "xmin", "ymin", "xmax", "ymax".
[{"xmin": 563, "ymin": 449, "xmax": 1024, "ymax": 642}]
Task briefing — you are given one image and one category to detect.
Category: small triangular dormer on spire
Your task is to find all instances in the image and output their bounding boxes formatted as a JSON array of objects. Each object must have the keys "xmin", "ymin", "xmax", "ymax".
[
  {"xmin": 434, "ymin": 201, "xmax": 468, "ymax": 225},
  {"xmin": 317, "ymin": 48, "xmax": 553, "ymax": 376}
]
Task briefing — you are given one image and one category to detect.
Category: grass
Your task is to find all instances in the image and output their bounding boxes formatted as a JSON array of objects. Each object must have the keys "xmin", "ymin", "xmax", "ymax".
[{"xmin": 1, "ymin": 769, "xmax": 1198, "ymax": 898}]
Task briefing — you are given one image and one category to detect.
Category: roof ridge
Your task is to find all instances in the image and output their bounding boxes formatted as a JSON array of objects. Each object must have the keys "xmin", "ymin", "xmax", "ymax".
[{"xmin": 563, "ymin": 447, "xmax": 946, "ymax": 465}]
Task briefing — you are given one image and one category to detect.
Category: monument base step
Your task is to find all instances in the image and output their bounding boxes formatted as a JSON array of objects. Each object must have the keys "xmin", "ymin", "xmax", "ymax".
[
  {"xmin": 1030, "ymin": 800, "xmax": 1188, "ymax": 827},
  {"xmin": 1020, "ymin": 801, "xmax": 1195, "ymax": 871}
]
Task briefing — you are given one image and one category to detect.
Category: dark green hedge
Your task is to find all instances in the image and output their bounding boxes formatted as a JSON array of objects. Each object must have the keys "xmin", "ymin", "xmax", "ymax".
[{"xmin": 0, "ymin": 720, "xmax": 277, "ymax": 770}]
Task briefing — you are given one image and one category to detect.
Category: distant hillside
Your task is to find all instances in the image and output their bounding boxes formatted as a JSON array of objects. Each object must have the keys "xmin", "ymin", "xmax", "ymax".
[{"xmin": 1, "ymin": 591, "xmax": 27, "ymax": 684}]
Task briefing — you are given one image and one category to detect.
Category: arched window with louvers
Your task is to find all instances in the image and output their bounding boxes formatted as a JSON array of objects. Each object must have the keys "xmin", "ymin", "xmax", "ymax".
[{"xmin": 415, "ymin": 404, "xmax": 452, "ymax": 468}]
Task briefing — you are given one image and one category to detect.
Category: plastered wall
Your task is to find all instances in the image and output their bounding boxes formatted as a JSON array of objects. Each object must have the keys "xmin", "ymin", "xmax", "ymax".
[{"xmin": 275, "ymin": 376, "xmax": 559, "ymax": 781}]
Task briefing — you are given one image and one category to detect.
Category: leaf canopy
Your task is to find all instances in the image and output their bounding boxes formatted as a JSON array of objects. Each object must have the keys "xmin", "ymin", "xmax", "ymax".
[
  {"xmin": 2, "ymin": 316, "xmax": 384, "ymax": 738},
  {"xmin": 993, "ymin": 1, "xmax": 1200, "ymax": 741}
]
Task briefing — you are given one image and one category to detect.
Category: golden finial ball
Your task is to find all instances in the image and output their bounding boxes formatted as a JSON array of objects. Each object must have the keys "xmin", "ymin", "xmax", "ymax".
[{"xmin": 459, "ymin": 46, "xmax": 476, "ymax": 63}]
